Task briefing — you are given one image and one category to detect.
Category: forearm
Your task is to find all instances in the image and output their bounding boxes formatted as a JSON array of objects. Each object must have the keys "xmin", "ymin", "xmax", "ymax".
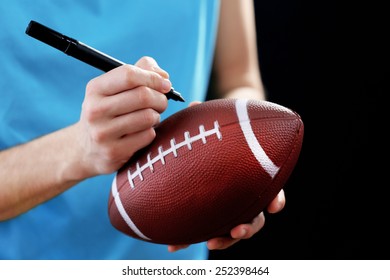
[
  {"xmin": 215, "ymin": 0, "xmax": 265, "ymax": 101},
  {"xmin": 223, "ymin": 85, "xmax": 265, "ymax": 101},
  {"xmin": 0, "ymin": 124, "xmax": 86, "ymax": 220}
]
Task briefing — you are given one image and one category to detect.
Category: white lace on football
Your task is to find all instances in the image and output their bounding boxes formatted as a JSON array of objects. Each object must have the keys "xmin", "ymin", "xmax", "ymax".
[{"xmin": 127, "ymin": 121, "xmax": 222, "ymax": 188}]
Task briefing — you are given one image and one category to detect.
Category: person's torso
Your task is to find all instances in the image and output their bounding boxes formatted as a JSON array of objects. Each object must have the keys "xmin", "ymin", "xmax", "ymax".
[{"xmin": 0, "ymin": 0, "xmax": 219, "ymax": 260}]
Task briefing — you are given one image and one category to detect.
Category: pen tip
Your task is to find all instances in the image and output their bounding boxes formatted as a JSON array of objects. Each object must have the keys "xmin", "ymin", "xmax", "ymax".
[
  {"xmin": 167, "ymin": 88, "xmax": 185, "ymax": 102},
  {"xmin": 177, "ymin": 95, "xmax": 186, "ymax": 102}
]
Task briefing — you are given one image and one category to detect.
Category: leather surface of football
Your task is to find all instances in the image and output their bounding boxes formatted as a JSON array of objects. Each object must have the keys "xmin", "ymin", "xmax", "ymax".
[{"xmin": 108, "ymin": 98, "xmax": 304, "ymax": 245}]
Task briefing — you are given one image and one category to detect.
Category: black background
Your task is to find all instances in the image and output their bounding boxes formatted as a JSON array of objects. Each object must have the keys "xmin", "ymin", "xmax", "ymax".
[{"xmin": 209, "ymin": 0, "xmax": 388, "ymax": 260}]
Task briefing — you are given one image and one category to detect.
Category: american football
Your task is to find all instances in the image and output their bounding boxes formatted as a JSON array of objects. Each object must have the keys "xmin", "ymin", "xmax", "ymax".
[{"xmin": 108, "ymin": 98, "xmax": 304, "ymax": 245}]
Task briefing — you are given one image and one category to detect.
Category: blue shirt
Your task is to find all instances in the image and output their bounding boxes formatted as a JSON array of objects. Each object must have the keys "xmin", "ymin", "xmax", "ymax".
[{"xmin": 0, "ymin": 0, "xmax": 220, "ymax": 260}]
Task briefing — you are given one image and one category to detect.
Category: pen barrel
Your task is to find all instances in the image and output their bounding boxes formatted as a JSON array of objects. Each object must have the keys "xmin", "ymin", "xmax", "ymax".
[
  {"xmin": 26, "ymin": 20, "xmax": 184, "ymax": 101},
  {"xmin": 66, "ymin": 41, "xmax": 124, "ymax": 72},
  {"xmin": 26, "ymin": 21, "xmax": 124, "ymax": 72}
]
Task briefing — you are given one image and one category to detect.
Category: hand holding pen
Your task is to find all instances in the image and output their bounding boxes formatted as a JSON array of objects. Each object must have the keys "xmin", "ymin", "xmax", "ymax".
[
  {"xmin": 25, "ymin": 20, "xmax": 185, "ymax": 102},
  {"xmin": 24, "ymin": 20, "xmax": 177, "ymax": 176}
]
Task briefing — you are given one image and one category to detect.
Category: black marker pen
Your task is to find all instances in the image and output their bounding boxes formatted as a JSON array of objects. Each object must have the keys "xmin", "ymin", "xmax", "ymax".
[{"xmin": 25, "ymin": 20, "xmax": 185, "ymax": 102}]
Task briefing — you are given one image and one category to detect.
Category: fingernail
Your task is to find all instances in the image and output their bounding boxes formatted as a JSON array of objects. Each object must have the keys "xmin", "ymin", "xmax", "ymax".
[{"xmin": 162, "ymin": 79, "xmax": 171, "ymax": 92}]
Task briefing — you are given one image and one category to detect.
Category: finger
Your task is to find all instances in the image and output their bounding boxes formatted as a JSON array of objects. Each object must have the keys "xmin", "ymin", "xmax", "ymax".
[
  {"xmin": 167, "ymin": 244, "xmax": 190, "ymax": 253},
  {"xmin": 188, "ymin": 101, "xmax": 202, "ymax": 107},
  {"xmin": 103, "ymin": 86, "xmax": 168, "ymax": 117},
  {"xmin": 207, "ymin": 236, "xmax": 240, "ymax": 250},
  {"xmin": 207, "ymin": 213, "xmax": 266, "ymax": 250},
  {"xmin": 135, "ymin": 56, "xmax": 170, "ymax": 79},
  {"xmin": 267, "ymin": 189, "xmax": 286, "ymax": 214},
  {"xmin": 93, "ymin": 108, "xmax": 161, "ymax": 142},
  {"xmin": 120, "ymin": 127, "xmax": 157, "ymax": 152},
  {"xmin": 86, "ymin": 64, "xmax": 172, "ymax": 97},
  {"xmin": 230, "ymin": 212, "xmax": 265, "ymax": 239}
]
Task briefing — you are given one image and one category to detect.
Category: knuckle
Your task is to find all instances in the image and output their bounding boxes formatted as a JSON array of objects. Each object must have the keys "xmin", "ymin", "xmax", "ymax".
[
  {"xmin": 134, "ymin": 87, "xmax": 168, "ymax": 113},
  {"xmin": 123, "ymin": 64, "xmax": 138, "ymax": 84},
  {"xmin": 143, "ymin": 127, "xmax": 157, "ymax": 143},
  {"xmin": 90, "ymin": 127, "xmax": 108, "ymax": 143},
  {"xmin": 136, "ymin": 87, "xmax": 153, "ymax": 105},
  {"xmin": 100, "ymin": 145, "xmax": 118, "ymax": 162},
  {"xmin": 85, "ymin": 79, "xmax": 97, "ymax": 97},
  {"xmin": 83, "ymin": 102, "xmax": 105, "ymax": 122},
  {"xmin": 135, "ymin": 85, "xmax": 148, "ymax": 96},
  {"xmin": 141, "ymin": 109, "xmax": 160, "ymax": 126},
  {"xmin": 83, "ymin": 83, "xmax": 108, "ymax": 122},
  {"xmin": 81, "ymin": 101, "xmax": 94, "ymax": 121},
  {"xmin": 159, "ymin": 95, "xmax": 169, "ymax": 111},
  {"xmin": 139, "ymin": 56, "xmax": 155, "ymax": 66},
  {"xmin": 149, "ymin": 71, "xmax": 162, "ymax": 88}
]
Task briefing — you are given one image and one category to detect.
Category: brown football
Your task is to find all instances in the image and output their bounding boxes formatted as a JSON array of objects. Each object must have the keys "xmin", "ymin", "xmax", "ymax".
[{"xmin": 108, "ymin": 98, "xmax": 304, "ymax": 245}]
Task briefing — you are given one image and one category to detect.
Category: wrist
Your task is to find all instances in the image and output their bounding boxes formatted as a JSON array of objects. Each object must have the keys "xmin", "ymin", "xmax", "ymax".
[{"xmin": 56, "ymin": 123, "xmax": 96, "ymax": 183}]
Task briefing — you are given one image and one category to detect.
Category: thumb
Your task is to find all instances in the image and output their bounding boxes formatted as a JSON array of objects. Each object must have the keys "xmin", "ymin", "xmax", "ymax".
[{"xmin": 188, "ymin": 101, "xmax": 202, "ymax": 108}]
